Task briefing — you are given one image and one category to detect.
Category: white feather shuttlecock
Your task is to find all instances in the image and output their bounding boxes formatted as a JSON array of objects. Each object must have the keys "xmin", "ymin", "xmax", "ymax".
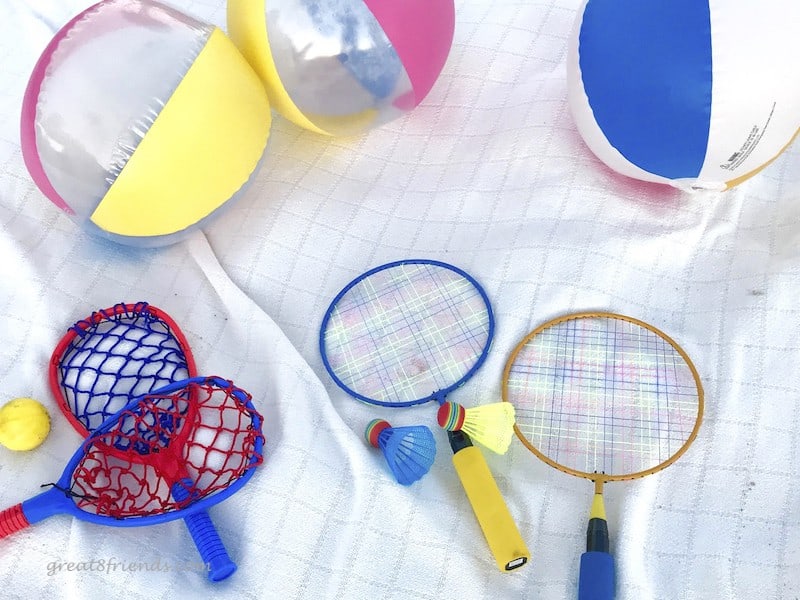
[
  {"xmin": 436, "ymin": 401, "xmax": 516, "ymax": 454},
  {"xmin": 365, "ymin": 419, "xmax": 436, "ymax": 486}
]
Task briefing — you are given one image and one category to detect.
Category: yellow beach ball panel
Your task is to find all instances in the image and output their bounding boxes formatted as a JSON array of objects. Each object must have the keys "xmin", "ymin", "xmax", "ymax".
[
  {"xmin": 227, "ymin": 0, "xmax": 324, "ymax": 135},
  {"xmin": 90, "ymin": 27, "xmax": 272, "ymax": 237}
]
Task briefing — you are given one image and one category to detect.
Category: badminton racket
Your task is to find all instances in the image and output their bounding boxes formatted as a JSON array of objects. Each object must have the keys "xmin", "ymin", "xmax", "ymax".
[
  {"xmin": 48, "ymin": 303, "xmax": 235, "ymax": 581},
  {"xmin": 503, "ymin": 312, "xmax": 703, "ymax": 599},
  {"xmin": 0, "ymin": 376, "xmax": 263, "ymax": 545},
  {"xmin": 320, "ymin": 259, "xmax": 529, "ymax": 571}
]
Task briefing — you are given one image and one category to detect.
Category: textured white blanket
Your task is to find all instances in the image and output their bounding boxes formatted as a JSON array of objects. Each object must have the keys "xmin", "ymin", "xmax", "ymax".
[{"xmin": 1, "ymin": 1, "xmax": 798, "ymax": 598}]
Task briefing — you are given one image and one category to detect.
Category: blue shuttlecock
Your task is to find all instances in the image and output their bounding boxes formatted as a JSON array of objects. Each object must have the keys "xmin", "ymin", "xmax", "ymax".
[{"xmin": 365, "ymin": 419, "xmax": 436, "ymax": 485}]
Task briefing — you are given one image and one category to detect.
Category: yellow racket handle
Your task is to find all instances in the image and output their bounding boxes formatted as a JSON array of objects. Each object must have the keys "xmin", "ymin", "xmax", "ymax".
[{"xmin": 451, "ymin": 438, "xmax": 530, "ymax": 571}]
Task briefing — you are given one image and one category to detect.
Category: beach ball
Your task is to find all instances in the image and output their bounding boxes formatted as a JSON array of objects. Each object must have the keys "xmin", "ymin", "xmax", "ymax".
[
  {"xmin": 568, "ymin": 0, "xmax": 800, "ymax": 191},
  {"xmin": 227, "ymin": 0, "xmax": 455, "ymax": 136},
  {"xmin": 21, "ymin": 0, "xmax": 272, "ymax": 247}
]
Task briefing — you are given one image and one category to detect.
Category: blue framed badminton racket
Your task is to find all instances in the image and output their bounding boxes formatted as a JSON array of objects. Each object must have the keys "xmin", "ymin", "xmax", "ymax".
[
  {"xmin": 320, "ymin": 259, "xmax": 494, "ymax": 406},
  {"xmin": 319, "ymin": 259, "xmax": 529, "ymax": 571}
]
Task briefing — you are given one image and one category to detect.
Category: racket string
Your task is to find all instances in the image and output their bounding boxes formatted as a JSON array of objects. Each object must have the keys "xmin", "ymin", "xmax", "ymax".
[{"xmin": 40, "ymin": 482, "xmax": 97, "ymax": 502}]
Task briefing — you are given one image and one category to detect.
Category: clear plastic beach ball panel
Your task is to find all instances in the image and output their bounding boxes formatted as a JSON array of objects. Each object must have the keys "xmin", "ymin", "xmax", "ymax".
[
  {"xmin": 34, "ymin": 0, "xmax": 213, "ymax": 221},
  {"xmin": 266, "ymin": 0, "xmax": 413, "ymax": 136}
]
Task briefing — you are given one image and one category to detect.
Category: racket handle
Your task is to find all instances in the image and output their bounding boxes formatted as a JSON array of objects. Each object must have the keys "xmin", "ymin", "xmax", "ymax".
[
  {"xmin": 182, "ymin": 511, "xmax": 238, "ymax": 582},
  {"xmin": 578, "ymin": 494, "xmax": 615, "ymax": 600},
  {"xmin": 0, "ymin": 504, "xmax": 31, "ymax": 539},
  {"xmin": 578, "ymin": 551, "xmax": 615, "ymax": 600},
  {"xmin": 448, "ymin": 431, "xmax": 530, "ymax": 571},
  {"xmin": 172, "ymin": 483, "xmax": 237, "ymax": 582}
]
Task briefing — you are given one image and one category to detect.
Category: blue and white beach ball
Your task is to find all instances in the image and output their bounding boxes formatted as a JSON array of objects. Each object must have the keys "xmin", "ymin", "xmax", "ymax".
[{"xmin": 568, "ymin": 0, "xmax": 800, "ymax": 191}]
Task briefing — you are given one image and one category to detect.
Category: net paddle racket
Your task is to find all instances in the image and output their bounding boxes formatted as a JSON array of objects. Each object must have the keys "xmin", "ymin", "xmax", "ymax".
[
  {"xmin": 503, "ymin": 312, "xmax": 703, "ymax": 599},
  {"xmin": 320, "ymin": 259, "xmax": 529, "ymax": 571},
  {"xmin": 48, "ymin": 303, "xmax": 235, "ymax": 581},
  {"xmin": 49, "ymin": 302, "xmax": 196, "ymax": 432},
  {"xmin": 0, "ymin": 376, "xmax": 263, "ymax": 551}
]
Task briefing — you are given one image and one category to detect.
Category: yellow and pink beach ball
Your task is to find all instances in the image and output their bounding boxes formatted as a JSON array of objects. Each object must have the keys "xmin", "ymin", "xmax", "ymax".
[
  {"xmin": 21, "ymin": 0, "xmax": 455, "ymax": 246},
  {"xmin": 21, "ymin": 0, "xmax": 271, "ymax": 247},
  {"xmin": 227, "ymin": 0, "xmax": 455, "ymax": 136}
]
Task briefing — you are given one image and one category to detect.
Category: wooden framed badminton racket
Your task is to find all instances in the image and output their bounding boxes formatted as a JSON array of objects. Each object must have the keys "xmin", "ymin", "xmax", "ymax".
[
  {"xmin": 503, "ymin": 312, "xmax": 703, "ymax": 598},
  {"xmin": 320, "ymin": 259, "xmax": 529, "ymax": 571}
]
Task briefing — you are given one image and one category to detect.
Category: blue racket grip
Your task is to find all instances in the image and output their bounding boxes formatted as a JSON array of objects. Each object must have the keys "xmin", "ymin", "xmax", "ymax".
[
  {"xmin": 182, "ymin": 510, "xmax": 237, "ymax": 582},
  {"xmin": 578, "ymin": 551, "xmax": 615, "ymax": 600},
  {"xmin": 172, "ymin": 482, "xmax": 237, "ymax": 582},
  {"xmin": 579, "ymin": 515, "xmax": 614, "ymax": 599}
]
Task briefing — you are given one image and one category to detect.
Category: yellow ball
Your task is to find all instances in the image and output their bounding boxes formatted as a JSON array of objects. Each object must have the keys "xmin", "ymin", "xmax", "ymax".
[{"xmin": 0, "ymin": 398, "xmax": 51, "ymax": 452}]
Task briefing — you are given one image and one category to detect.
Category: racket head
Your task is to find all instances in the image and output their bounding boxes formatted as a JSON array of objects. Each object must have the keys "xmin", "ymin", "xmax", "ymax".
[
  {"xmin": 48, "ymin": 375, "xmax": 263, "ymax": 526},
  {"xmin": 49, "ymin": 302, "xmax": 197, "ymax": 435},
  {"xmin": 319, "ymin": 259, "xmax": 494, "ymax": 408},
  {"xmin": 503, "ymin": 312, "xmax": 703, "ymax": 484}
]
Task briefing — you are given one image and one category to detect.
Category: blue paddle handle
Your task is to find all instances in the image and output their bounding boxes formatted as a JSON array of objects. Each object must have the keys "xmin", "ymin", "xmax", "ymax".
[
  {"xmin": 171, "ymin": 482, "xmax": 237, "ymax": 582},
  {"xmin": 579, "ymin": 551, "xmax": 615, "ymax": 600}
]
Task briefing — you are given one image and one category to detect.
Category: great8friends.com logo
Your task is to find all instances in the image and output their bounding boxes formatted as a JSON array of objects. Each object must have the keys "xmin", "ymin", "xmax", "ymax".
[{"xmin": 46, "ymin": 557, "xmax": 210, "ymax": 576}]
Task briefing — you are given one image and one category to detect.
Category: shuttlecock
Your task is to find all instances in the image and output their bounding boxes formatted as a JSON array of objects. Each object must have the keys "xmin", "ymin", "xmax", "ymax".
[
  {"xmin": 365, "ymin": 419, "xmax": 436, "ymax": 486},
  {"xmin": 437, "ymin": 401, "xmax": 515, "ymax": 454}
]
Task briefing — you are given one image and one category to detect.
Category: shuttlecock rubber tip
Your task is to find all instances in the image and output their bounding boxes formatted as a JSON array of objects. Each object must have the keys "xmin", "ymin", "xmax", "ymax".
[
  {"xmin": 365, "ymin": 418, "xmax": 391, "ymax": 448},
  {"xmin": 437, "ymin": 401, "xmax": 466, "ymax": 431}
]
